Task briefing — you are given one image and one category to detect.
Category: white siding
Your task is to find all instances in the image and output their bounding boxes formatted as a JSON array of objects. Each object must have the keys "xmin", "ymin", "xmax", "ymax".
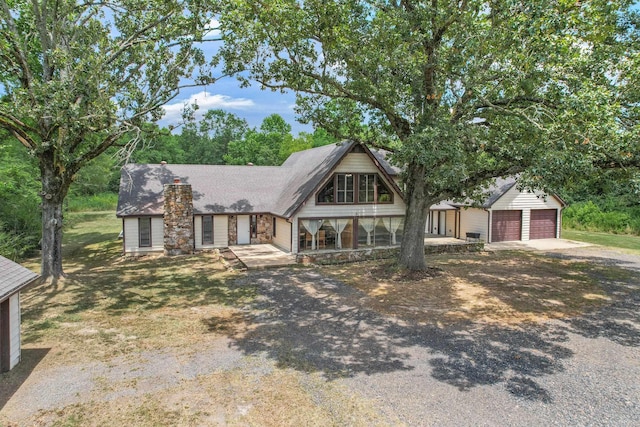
[
  {"xmin": 194, "ymin": 215, "xmax": 203, "ymax": 248},
  {"xmin": 490, "ymin": 187, "xmax": 563, "ymax": 211},
  {"xmin": 194, "ymin": 215, "xmax": 229, "ymax": 249},
  {"xmin": 272, "ymin": 217, "xmax": 292, "ymax": 252},
  {"xmin": 490, "ymin": 187, "xmax": 563, "ymax": 241},
  {"xmin": 459, "ymin": 208, "xmax": 489, "ymax": 242},
  {"xmin": 334, "ymin": 153, "xmax": 382, "ymax": 173},
  {"xmin": 9, "ymin": 293, "xmax": 20, "ymax": 370},
  {"xmin": 293, "ymin": 152, "xmax": 406, "ymax": 253},
  {"xmin": 123, "ymin": 217, "xmax": 164, "ymax": 254}
]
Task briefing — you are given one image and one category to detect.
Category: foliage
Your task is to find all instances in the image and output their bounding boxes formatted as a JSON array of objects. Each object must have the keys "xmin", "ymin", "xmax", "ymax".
[
  {"xmin": 218, "ymin": 0, "xmax": 639, "ymax": 270},
  {"xmin": 129, "ymin": 111, "xmax": 336, "ymax": 166},
  {"xmin": 180, "ymin": 109, "xmax": 250, "ymax": 164},
  {"xmin": 0, "ymin": 0, "xmax": 219, "ymax": 278},
  {"xmin": 563, "ymin": 201, "xmax": 640, "ymax": 235},
  {"xmin": 225, "ymin": 114, "xmax": 292, "ymax": 165},
  {"xmin": 0, "ymin": 133, "xmax": 41, "ymax": 259}
]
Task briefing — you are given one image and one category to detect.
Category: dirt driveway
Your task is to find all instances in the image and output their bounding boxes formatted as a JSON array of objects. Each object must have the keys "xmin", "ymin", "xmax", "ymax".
[{"xmin": 2, "ymin": 246, "xmax": 639, "ymax": 426}]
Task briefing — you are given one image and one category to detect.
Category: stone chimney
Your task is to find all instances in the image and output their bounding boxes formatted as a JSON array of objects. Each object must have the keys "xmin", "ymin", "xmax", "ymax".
[{"xmin": 163, "ymin": 178, "xmax": 194, "ymax": 255}]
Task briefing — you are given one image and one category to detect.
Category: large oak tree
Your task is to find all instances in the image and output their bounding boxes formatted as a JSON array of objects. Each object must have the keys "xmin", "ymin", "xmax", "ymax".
[
  {"xmin": 0, "ymin": 0, "xmax": 219, "ymax": 280},
  {"xmin": 219, "ymin": 0, "xmax": 639, "ymax": 270}
]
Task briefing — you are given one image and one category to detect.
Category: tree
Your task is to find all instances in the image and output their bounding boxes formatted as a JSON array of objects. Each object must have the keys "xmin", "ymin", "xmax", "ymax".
[
  {"xmin": 130, "ymin": 124, "xmax": 186, "ymax": 164},
  {"xmin": 224, "ymin": 113, "xmax": 294, "ymax": 165},
  {"xmin": 0, "ymin": 0, "xmax": 219, "ymax": 280},
  {"xmin": 181, "ymin": 109, "xmax": 249, "ymax": 164},
  {"xmin": 219, "ymin": 0, "xmax": 639, "ymax": 270}
]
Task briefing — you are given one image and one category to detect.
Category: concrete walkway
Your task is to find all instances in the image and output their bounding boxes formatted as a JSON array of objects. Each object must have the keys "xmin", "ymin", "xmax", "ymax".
[
  {"xmin": 486, "ymin": 238, "xmax": 591, "ymax": 251},
  {"xmin": 229, "ymin": 244, "xmax": 297, "ymax": 269}
]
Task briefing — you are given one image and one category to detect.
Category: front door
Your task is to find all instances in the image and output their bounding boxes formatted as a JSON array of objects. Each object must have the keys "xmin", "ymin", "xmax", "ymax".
[
  {"xmin": 237, "ymin": 215, "xmax": 251, "ymax": 244},
  {"xmin": 438, "ymin": 211, "xmax": 446, "ymax": 235}
]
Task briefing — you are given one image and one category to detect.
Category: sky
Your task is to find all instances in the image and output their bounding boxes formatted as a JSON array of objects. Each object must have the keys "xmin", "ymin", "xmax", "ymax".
[
  {"xmin": 158, "ymin": 79, "xmax": 314, "ymax": 135},
  {"xmin": 157, "ymin": 18, "xmax": 313, "ymax": 136}
]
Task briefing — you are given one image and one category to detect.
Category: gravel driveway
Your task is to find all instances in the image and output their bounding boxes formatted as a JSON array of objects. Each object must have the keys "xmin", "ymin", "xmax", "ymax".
[
  {"xmin": 2, "ymin": 247, "xmax": 639, "ymax": 426},
  {"xmin": 230, "ymin": 246, "xmax": 640, "ymax": 426}
]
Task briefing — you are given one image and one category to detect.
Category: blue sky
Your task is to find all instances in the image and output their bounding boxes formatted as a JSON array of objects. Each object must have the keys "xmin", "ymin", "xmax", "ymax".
[
  {"xmin": 158, "ymin": 79, "xmax": 314, "ymax": 135},
  {"xmin": 156, "ymin": 18, "xmax": 315, "ymax": 135}
]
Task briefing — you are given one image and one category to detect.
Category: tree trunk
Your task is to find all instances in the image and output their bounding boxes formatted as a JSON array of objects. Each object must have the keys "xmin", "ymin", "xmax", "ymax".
[
  {"xmin": 39, "ymin": 153, "xmax": 70, "ymax": 281},
  {"xmin": 398, "ymin": 161, "xmax": 432, "ymax": 271}
]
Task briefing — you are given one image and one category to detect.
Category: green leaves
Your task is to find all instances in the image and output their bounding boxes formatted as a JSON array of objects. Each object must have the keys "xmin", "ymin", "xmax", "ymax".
[{"xmin": 219, "ymin": 0, "xmax": 638, "ymax": 195}]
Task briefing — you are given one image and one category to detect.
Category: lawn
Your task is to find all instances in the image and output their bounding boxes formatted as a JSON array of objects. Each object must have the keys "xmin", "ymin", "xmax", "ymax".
[
  {"xmin": 2, "ymin": 212, "xmax": 386, "ymax": 426},
  {"xmin": 562, "ymin": 229, "xmax": 640, "ymax": 255},
  {"xmin": 1, "ymin": 212, "xmax": 637, "ymax": 426}
]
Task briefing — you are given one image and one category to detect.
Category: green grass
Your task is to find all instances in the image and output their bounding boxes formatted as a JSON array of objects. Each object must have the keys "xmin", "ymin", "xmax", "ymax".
[
  {"xmin": 563, "ymin": 229, "xmax": 640, "ymax": 254},
  {"xmin": 66, "ymin": 192, "xmax": 118, "ymax": 212}
]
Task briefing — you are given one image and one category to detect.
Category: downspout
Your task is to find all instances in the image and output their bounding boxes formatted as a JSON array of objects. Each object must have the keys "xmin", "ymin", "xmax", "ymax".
[{"xmin": 558, "ymin": 208, "xmax": 562, "ymax": 239}]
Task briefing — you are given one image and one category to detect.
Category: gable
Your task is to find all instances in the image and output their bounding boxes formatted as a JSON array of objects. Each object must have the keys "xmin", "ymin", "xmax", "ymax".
[
  {"xmin": 490, "ymin": 185, "xmax": 564, "ymax": 210},
  {"xmin": 273, "ymin": 141, "xmax": 403, "ymax": 218},
  {"xmin": 295, "ymin": 150, "xmax": 406, "ymax": 218}
]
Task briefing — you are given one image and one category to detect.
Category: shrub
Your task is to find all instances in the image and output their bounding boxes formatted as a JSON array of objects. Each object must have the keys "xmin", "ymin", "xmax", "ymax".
[{"xmin": 563, "ymin": 201, "xmax": 638, "ymax": 235}]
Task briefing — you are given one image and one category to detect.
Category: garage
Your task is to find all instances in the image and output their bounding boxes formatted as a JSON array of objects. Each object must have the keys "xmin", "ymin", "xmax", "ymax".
[
  {"xmin": 491, "ymin": 210, "xmax": 522, "ymax": 242},
  {"xmin": 530, "ymin": 209, "xmax": 558, "ymax": 239}
]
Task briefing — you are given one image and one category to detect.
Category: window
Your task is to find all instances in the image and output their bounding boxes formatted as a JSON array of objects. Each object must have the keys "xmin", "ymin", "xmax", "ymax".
[
  {"xmin": 250, "ymin": 215, "xmax": 257, "ymax": 238},
  {"xmin": 357, "ymin": 217, "xmax": 404, "ymax": 248},
  {"xmin": 359, "ymin": 174, "xmax": 376, "ymax": 203},
  {"xmin": 336, "ymin": 174, "xmax": 354, "ymax": 203},
  {"xmin": 202, "ymin": 216, "xmax": 214, "ymax": 244},
  {"xmin": 273, "ymin": 217, "xmax": 277, "ymax": 238},
  {"xmin": 139, "ymin": 217, "xmax": 151, "ymax": 247},
  {"xmin": 318, "ymin": 173, "xmax": 393, "ymax": 204},
  {"xmin": 299, "ymin": 218, "xmax": 353, "ymax": 251},
  {"xmin": 317, "ymin": 178, "xmax": 334, "ymax": 203},
  {"xmin": 376, "ymin": 178, "xmax": 392, "ymax": 202}
]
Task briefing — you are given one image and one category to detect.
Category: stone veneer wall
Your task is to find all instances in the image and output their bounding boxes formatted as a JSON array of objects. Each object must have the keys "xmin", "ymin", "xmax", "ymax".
[
  {"xmin": 296, "ymin": 242, "xmax": 484, "ymax": 265},
  {"xmin": 253, "ymin": 214, "xmax": 273, "ymax": 244},
  {"xmin": 228, "ymin": 216, "xmax": 237, "ymax": 245},
  {"xmin": 163, "ymin": 181, "xmax": 194, "ymax": 255}
]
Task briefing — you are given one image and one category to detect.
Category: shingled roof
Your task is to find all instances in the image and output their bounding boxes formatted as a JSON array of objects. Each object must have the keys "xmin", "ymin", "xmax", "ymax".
[
  {"xmin": 117, "ymin": 141, "xmax": 402, "ymax": 219},
  {"xmin": 0, "ymin": 256, "xmax": 39, "ymax": 302},
  {"xmin": 429, "ymin": 177, "xmax": 518, "ymax": 210},
  {"xmin": 429, "ymin": 177, "xmax": 566, "ymax": 210}
]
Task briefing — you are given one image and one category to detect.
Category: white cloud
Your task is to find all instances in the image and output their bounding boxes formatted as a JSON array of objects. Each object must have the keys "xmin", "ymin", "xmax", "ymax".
[
  {"xmin": 161, "ymin": 91, "xmax": 256, "ymax": 123},
  {"xmin": 205, "ymin": 18, "xmax": 221, "ymax": 38}
]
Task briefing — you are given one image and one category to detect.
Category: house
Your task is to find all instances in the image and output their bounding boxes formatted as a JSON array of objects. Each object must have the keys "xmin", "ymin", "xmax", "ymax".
[
  {"xmin": 427, "ymin": 177, "xmax": 566, "ymax": 242},
  {"xmin": 117, "ymin": 141, "xmax": 407, "ymax": 255},
  {"xmin": 0, "ymin": 256, "xmax": 39, "ymax": 372},
  {"xmin": 117, "ymin": 142, "xmax": 565, "ymax": 255}
]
